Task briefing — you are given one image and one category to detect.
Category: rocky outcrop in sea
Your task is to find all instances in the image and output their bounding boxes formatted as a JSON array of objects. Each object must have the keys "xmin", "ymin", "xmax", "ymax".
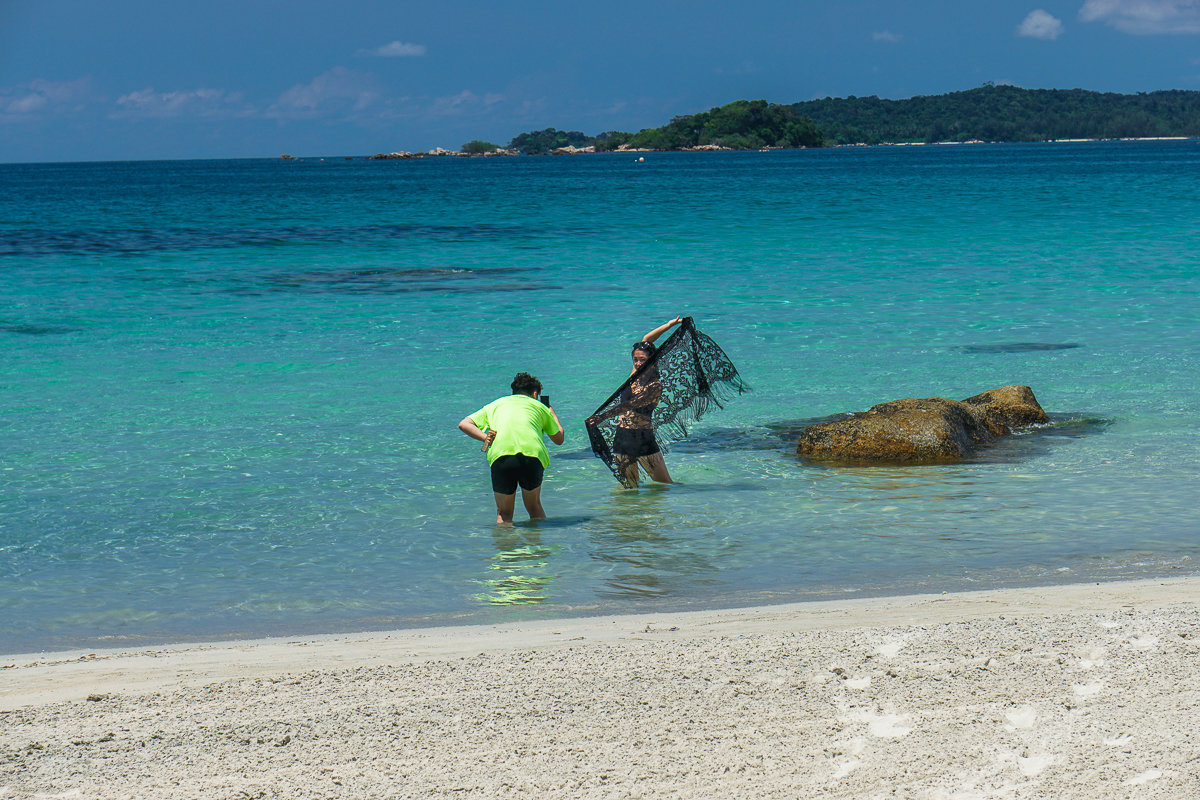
[{"xmin": 796, "ymin": 384, "xmax": 1049, "ymax": 465}]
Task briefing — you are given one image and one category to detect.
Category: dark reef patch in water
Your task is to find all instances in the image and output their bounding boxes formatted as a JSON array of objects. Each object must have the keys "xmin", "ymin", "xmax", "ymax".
[
  {"xmin": 671, "ymin": 425, "xmax": 798, "ymax": 453},
  {"xmin": 0, "ymin": 322, "xmax": 83, "ymax": 335},
  {"xmin": 0, "ymin": 223, "xmax": 542, "ymax": 256},
  {"xmin": 954, "ymin": 342, "xmax": 1083, "ymax": 353},
  {"xmin": 221, "ymin": 265, "xmax": 556, "ymax": 295}
]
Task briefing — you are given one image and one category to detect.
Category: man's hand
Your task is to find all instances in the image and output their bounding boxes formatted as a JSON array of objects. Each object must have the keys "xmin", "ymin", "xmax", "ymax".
[{"xmin": 481, "ymin": 429, "xmax": 497, "ymax": 452}]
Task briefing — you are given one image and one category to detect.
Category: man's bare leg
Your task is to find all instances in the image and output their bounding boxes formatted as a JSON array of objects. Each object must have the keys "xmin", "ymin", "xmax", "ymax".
[
  {"xmin": 494, "ymin": 492, "xmax": 517, "ymax": 525},
  {"xmin": 521, "ymin": 485, "xmax": 546, "ymax": 519}
]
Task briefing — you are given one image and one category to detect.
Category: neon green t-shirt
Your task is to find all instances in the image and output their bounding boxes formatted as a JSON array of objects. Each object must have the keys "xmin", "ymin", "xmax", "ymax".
[{"xmin": 470, "ymin": 394, "xmax": 562, "ymax": 467}]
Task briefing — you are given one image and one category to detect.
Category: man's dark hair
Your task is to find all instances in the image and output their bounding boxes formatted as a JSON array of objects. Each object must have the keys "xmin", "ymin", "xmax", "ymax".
[{"xmin": 511, "ymin": 372, "xmax": 542, "ymax": 396}]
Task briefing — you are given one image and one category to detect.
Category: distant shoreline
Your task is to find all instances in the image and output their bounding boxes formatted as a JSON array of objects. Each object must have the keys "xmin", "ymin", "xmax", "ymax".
[{"xmin": 280, "ymin": 136, "xmax": 1198, "ymax": 162}]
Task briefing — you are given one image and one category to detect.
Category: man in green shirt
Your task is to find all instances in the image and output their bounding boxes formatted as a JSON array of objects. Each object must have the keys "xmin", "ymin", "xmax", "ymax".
[{"xmin": 459, "ymin": 372, "xmax": 565, "ymax": 524}]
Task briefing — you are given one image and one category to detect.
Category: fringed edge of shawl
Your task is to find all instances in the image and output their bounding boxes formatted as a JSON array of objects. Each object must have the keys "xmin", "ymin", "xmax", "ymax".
[{"xmin": 652, "ymin": 368, "xmax": 750, "ymax": 449}]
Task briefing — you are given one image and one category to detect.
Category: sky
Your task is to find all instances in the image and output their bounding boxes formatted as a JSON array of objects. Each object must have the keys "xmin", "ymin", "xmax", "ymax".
[{"xmin": 3, "ymin": 0, "xmax": 1200, "ymax": 162}]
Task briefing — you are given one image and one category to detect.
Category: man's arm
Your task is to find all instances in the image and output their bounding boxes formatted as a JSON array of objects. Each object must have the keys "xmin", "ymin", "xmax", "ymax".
[
  {"xmin": 548, "ymin": 408, "xmax": 565, "ymax": 445},
  {"xmin": 459, "ymin": 416, "xmax": 496, "ymax": 450}
]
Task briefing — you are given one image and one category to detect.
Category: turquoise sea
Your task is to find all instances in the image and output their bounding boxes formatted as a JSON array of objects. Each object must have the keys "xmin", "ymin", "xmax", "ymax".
[{"xmin": 2, "ymin": 141, "xmax": 1199, "ymax": 655}]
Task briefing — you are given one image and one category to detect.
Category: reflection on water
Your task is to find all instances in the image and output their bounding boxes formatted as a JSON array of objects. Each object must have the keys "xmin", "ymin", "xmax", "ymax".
[
  {"xmin": 588, "ymin": 487, "xmax": 723, "ymax": 599},
  {"xmin": 796, "ymin": 462, "xmax": 984, "ymax": 506},
  {"xmin": 473, "ymin": 528, "xmax": 560, "ymax": 606}
]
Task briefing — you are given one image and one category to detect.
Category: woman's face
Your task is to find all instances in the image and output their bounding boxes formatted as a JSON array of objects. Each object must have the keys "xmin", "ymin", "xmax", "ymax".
[{"xmin": 631, "ymin": 349, "xmax": 651, "ymax": 370}]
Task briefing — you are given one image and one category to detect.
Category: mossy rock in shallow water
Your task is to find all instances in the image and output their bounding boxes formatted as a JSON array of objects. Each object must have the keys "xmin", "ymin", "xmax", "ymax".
[
  {"xmin": 796, "ymin": 385, "xmax": 1049, "ymax": 465},
  {"xmin": 961, "ymin": 384, "xmax": 1050, "ymax": 431}
]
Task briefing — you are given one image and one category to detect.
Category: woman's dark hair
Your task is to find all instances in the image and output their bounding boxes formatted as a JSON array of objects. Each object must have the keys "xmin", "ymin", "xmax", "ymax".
[
  {"xmin": 510, "ymin": 372, "xmax": 542, "ymax": 396},
  {"xmin": 632, "ymin": 341, "xmax": 656, "ymax": 357}
]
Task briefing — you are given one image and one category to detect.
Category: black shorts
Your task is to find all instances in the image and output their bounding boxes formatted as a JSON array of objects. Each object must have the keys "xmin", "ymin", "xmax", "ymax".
[
  {"xmin": 490, "ymin": 454, "xmax": 545, "ymax": 494},
  {"xmin": 613, "ymin": 426, "xmax": 660, "ymax": 458}
]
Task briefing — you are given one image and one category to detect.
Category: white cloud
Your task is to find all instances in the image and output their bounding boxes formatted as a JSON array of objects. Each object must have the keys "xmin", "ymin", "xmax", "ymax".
[
  {"xmin": 361, "ymin": 41, "xmax": 427, "ymax": 57},
  {"xmin": 873, "ymin": 30, "xmax": 903, "ymax": 42},
  {"xmin": 115, "ymin": 87, "xmax": 249, "ymax": 118},
  {"xmin": 269, "ymin": 67, "xmax": 381, "ymax": 118},
  {"xmin": 1079, "ymin": 0, "xmax": 1200, "ymax": 33},
  {"xmin": 1018, "ymin": 9, "xmax": 1066, "ymax": 38},
  {"xmin": 1, "ymin": 77, "xmax": 95, "ymax": 118}
]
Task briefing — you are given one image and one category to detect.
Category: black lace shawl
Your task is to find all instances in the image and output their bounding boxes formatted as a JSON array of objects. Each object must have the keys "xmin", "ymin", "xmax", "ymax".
[{"xmin": 586, "ymin": 317, "xmax": 749, "ymax": 486}]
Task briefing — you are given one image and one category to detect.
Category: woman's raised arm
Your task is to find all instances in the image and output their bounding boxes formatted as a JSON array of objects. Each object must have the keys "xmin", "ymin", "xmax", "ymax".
[{"xmin": 641, "ymin": 316, "xmax": 684, "ymax": 345}]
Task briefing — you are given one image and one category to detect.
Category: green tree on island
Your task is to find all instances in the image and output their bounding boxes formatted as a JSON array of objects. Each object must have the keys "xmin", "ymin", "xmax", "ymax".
[
  {"xmin": 461, "ymin": 140, "xmax": 502, "ymax": 154},
  {"xmin": 623, "ymin": 100, "xmax": 823, "ymax": 150},
  {"xmin": 506, "ymin": 128, "xmax": 592, "ymax": 154}
]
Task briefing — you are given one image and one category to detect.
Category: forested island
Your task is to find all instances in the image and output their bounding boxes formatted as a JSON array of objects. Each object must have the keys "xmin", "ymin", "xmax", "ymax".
[{"xmin": 490, "ymin": 85, "xmax": 1200, "ymax": 154}]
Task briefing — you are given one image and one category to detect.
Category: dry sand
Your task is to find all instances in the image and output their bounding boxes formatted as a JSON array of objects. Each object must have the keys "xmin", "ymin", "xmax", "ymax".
[{"xmin": 3, "ymin": 577, "xmax": 1199, "ymax": 799}]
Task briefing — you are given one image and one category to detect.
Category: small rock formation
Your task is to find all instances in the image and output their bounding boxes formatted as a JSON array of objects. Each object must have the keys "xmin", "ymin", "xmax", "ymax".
[
  {"xmin": 796, "ymin": 385, "xmax": 1048, "ymax": 465},
  {"xmin": 367, "ymin": 148, "xmax": 516, "ymax": 159}
]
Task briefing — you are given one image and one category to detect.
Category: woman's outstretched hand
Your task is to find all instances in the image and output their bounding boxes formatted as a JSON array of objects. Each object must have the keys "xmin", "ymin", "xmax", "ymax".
[{"xmin": 642, "ymin": 316, "xmax": 685, "ymax": 346}]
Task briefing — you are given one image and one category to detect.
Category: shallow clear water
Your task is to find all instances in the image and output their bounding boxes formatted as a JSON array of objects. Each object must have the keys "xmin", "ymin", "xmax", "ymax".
[{"xmin": 2, "ymin": 142, "xmax": 1199, "ymax": 653}]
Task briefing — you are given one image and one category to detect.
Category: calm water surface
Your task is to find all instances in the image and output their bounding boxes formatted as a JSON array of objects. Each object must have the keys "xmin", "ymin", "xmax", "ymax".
[{"xmin": 2, "ymin": 141, "xmax": 1198, "ymax": 653}]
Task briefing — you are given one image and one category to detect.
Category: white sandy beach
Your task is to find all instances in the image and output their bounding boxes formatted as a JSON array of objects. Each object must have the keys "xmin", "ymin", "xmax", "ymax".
[{"xmin": 3, "ymin": 577, "xmax": 1199, "ymax": 799}]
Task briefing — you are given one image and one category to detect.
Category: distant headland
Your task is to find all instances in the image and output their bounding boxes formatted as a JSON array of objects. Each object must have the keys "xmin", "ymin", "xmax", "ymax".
[{"xmin": 287, "ymin": 85, "xmax": 1200, "ymax": 160}]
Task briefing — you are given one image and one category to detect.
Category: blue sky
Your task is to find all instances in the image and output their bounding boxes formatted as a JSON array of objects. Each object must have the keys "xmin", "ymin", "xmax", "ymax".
[{"xmin": 3, "ymin": 0, "xmax": 1200, "ymax": 162}]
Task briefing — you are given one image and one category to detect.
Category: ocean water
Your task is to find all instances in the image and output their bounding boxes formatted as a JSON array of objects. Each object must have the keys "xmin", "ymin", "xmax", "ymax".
[{"xmin": 2, "ymin": 141, "xmax": 1199, "ymax": 654}]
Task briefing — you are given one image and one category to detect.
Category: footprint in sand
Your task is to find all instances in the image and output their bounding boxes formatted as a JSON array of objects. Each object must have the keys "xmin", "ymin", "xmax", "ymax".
[
  {"xmin": 1104, "ymin": 734, "xmax": 1133, "ymax": 746},
  {"xmin": 1127, "ymin": 768, "xmax": 1164, "ymax": 785},
  {"xmin": 844, "ymin": 676, "xmax": 871, "ymax": 690},
  {"xmin": 1073, "ymin": 681, "xmax": 1104, "ymax": 696},
  {"xmin": 859, "ymin": 711, "xmax": 912, "ymax": 738},
  {"xmin": 1128, "ymin": 635, "xmax": 1159, "ymax": 651},
  {"xmin": 875, "ymin": 642, "xmax": 904, "ymax": 659},
  {"xmin": 1004, "ymin": 706, "xmax": 1037, "ymax": 730},
  {"xmin": 1017, "ymin": 754, "xmax": 1055, "ymax": 777}
]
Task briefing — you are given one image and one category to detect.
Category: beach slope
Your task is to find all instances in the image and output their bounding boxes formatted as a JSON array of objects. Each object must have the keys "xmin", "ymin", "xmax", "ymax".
[{"xmin": 3, "ymin": 577, "xmax": 1199, "ymax": 799}]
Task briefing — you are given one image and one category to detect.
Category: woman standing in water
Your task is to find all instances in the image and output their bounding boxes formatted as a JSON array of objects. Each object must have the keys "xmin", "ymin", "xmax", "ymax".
[{"xmin": 590, "ymin": 316, "xmax": 683, "ymax": 487}]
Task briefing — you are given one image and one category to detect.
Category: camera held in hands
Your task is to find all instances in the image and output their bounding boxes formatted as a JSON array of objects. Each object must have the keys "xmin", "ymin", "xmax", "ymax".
[{"xmin": 540, "ymin": 394, "xmax": 550, "ymax": 407}]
